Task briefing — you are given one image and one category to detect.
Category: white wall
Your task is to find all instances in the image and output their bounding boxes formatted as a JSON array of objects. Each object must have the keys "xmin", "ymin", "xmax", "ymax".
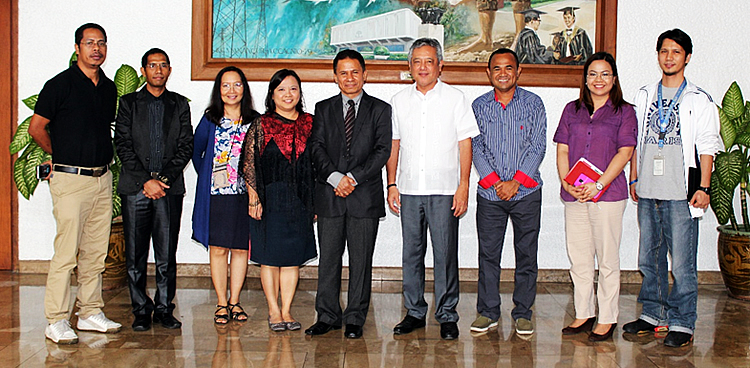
[{"xmin": 17, "ymin": 0, "xmax": 750, "ymax": 271}]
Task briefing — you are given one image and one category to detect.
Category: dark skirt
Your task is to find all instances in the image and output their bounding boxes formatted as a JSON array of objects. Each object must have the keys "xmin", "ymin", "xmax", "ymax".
[
  {"xmin": 249, "ymin": 182, "xmax": 317, "ymax": 267},
  {"xmin": 208, "ymin": 194, "xmax": 250, "ymax": 250}
]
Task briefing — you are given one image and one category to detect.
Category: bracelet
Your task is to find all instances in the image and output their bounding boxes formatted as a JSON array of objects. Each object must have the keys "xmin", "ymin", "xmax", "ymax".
[
  {"xmin": 387, "ymin": 183, "xmax": 397, "ymax": 189},
  {"xmin": 629, "ymin": 179, "xmax": 638, "ymax": 185}
]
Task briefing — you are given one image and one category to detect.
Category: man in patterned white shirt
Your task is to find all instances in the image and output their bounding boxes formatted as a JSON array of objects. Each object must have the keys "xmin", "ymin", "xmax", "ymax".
[{"xmin": 386, "ymin": 38, "xmax": 479, "ymax": 340}]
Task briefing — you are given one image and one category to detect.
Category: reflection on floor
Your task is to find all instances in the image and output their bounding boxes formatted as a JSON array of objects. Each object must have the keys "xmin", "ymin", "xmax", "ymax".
[{"xmin": 0, "ymin": 273, "xmax": 748, "ymax": 367}]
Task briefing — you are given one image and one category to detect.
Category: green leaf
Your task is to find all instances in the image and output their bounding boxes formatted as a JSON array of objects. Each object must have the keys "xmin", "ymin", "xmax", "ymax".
[
  {"xmin": 13, "ymin": 157, "xmax": 30, "ymax": 199},
  {"xmin": 10, "ymin": 116, "xmax": 33, "ymax": 155},
  {"xmin": 112, "ymin": 192, "xmax": 122, "ymax": 218},
  {"xmin": 711, "ymin": 172, "xmax": 733, "ymax": 225},
  {"xmin": 735, "ymin": 132, "xmax": 750, "ymax": 148},
  {"xmin": 22, "ymin": 95, "xmax": 38, "ymax": 111},
  {"xmin": 69, "ymin": 52, "xmax": 77, "ymax": 68},
  {"xmin": 22, "ymin": 147, "xmax": 45, "ymax": 196},
  {"xmin": 722, "ymin": 82, "xmax": 745, "ymax": 120},
  {"xmin": 138, "ymin": 75, "xmax": 147, "ymax": 89},
  {"xmin": 743, "ymin": 101, "xmax": 750, "ymax": 133},
  {"xmin": 714, "ymin": 150, "xmax": 744, "ymax": 190},
  {"xmin": 114, "ymin": 65, "xmax": 140, "ymax": 99},
  {"xmin": 719, "ymin": 107, "xmax": 736, "ymax": 150}
]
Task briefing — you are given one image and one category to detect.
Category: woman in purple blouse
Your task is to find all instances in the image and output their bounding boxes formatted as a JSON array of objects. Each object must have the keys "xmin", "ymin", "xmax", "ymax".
[{"xmin": 553, "ymin": 52, "xmax": 637, "ymax": 341}]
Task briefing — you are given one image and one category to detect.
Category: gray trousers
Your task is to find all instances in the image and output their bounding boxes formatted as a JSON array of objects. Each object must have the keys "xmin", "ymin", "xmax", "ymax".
[
  {"xmin": 400, "ymin": 195, "xmax": 459, "ymax": 323},
  {"xmin": 315, "ymin": 215, "xmax": 379, "ymax": 326},
  {"xmin": 476, "ymin": 190, "xmax": 541, "ymax": 321}
]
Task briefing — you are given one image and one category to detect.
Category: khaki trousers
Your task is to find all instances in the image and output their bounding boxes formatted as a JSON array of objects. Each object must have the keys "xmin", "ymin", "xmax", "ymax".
[
  {"xmin": 563, "ymin": 200, "xmax": 626, "ymax": 324},
  {"xmin": 45, "ymin": 170, "xmax": 112, "ymax": 323}
]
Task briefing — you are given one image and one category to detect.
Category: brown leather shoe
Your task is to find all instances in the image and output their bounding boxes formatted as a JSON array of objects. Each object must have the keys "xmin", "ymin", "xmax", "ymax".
[
  {"xmin": 588, "ymin": 323, "xmax": 617, "ymax": 342},
  {"xmin": 562, "ymin": 317, "xmax": 596, "ymax": 335}
]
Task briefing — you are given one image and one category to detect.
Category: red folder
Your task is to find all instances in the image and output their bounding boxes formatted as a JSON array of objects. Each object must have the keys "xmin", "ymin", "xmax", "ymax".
[{"xmin": 564, "ymin": 157, "xmax": 609, "ymax": 202}]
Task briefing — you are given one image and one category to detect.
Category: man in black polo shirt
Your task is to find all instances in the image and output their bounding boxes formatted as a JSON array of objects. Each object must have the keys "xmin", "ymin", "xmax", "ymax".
[
  {"xmin": 29, "ymin": 23, "xmax": 122, "ymax": 345},
  {"xmin": 114, "ymin": 48, "xmax": 193, "ymax": 331}
]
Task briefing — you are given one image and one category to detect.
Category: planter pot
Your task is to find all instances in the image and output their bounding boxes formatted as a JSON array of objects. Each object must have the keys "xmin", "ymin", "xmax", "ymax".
[
  {"xmin": 102, "ymin": 220, "xmax": 127, "ymax": 290},
  {"xmin": 717, "ymin": 225, "xmax": 750, "ymax": 301}
]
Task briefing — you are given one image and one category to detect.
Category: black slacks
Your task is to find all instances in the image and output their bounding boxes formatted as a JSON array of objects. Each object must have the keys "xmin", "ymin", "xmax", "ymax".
[
  {"xmin": 122, "ymin": 192, "xmax": 183, "ymax": 316},
  {"xmin": 315, "ymin": 215, "xmax": 379, "ymax": 326}
]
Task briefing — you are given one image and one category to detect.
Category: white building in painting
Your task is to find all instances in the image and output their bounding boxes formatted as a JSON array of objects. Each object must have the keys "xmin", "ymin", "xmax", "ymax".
[{"xmin": 330, "ymin": 8, "xmax": 444, "ymax": 57}]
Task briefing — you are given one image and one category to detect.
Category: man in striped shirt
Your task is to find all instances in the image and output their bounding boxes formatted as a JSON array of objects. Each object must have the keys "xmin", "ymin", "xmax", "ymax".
[{"xmin": 470, "ymin": 48, "xmax": 547, "ymax": 336}]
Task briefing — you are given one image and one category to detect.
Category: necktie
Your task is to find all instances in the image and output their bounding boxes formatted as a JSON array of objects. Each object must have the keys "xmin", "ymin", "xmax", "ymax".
[{"xmin": 344, "ymin": 100, "xmax": 355, "ymax": 148}]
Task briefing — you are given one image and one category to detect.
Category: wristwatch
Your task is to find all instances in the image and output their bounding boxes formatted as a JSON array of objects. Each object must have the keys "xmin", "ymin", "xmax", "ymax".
[
  {"xmin": 698, "ymin": 186, "xmax": 711, "ymax": 196},
  {"xmin": 158, "ymin": 174, "xmax": 171, "ymax": 186},
  {"xmin": 595, "ymin": 181, "xmax": 604, "ymax": 191}
]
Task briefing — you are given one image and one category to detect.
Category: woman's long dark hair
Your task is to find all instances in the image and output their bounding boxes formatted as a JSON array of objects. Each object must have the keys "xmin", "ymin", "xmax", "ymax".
[
  {"xmin": 265, "ymin": 69, "xmax": 305, "ymax": 115},
  {"xmin": 205, "ymin": 66, "xmax": 257, "ymax": 125},
  {"xmin": 577, "ymin": 52, "xmax": 630, "ymax": 115}
]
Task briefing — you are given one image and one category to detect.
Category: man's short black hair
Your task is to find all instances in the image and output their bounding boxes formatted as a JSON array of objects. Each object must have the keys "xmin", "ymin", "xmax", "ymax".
[
  {"xmin": 333, "ymin": 49, "xmax": 366, "ymax": 72},
  {"xmin": 141, "ymin": 48, "xmax": 170, "ymax": 68},
  {"xmin": 487, "ymin": 48, "xmax": 520, "ymax": 68},
  {"xmin": 657, "ymin": 28, "xmax": 693, "ymax": 55},
  {"xmin": 75, "ymin": 23, "xmax": 107, "ymax": 45}
]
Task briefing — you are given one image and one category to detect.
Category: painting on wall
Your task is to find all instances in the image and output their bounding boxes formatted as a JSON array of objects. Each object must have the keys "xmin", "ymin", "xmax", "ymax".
[{"xmin": 192, "ymin": 0, "xmax": 617, "ymax": 86}]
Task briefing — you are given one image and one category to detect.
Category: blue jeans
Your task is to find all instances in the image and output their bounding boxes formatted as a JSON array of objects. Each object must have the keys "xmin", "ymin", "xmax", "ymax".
[{"xmin": 637, "ymin": 198, "xmax": 698, "ymax": 334}]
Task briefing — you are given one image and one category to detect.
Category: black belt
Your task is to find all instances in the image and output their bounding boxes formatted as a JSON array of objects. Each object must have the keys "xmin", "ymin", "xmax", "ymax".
[{"xmin": 53, "ymin": 165, "xmax": 108, "ymax": 178}]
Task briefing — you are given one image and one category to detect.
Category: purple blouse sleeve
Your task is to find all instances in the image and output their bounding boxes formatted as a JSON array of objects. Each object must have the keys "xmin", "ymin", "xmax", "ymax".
[{"xmin": 616, "ymin": 105, "xmax": 638, "ymax": 149}]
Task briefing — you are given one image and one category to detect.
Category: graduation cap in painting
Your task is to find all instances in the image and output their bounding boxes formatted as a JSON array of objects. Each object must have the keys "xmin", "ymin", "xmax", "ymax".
[
  {"xmin": 520, "ymin": 8, "xmax": 546, "ymax": 21},
  {"xmin": 557, "ymin": 6, "xmax": 580, "ymax": 16}
]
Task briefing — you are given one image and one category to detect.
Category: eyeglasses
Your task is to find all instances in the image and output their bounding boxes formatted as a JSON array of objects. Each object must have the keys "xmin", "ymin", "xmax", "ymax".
[
  {"xmin": 586, "ymin": 71, "xmax": 614, "ymax": 80},
  {"xmin": 145, "ymin": 63, "xmax": 170, "ymax": 69},
  {"xmin": 81, "ymin": 40, "xmax": 107, "ymax": 48},
  {"xmin": 221, "ymin": 82, "xmax": 243, "ymax": 90}
]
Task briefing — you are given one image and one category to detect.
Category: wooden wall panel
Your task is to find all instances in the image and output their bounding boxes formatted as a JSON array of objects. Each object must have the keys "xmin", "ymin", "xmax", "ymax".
[{"xmin": 0, "ymin": 0, "xmax": 18, "ymax": 270}]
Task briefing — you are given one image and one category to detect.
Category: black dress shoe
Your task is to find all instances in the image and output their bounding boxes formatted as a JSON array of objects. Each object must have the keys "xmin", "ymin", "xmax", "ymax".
[
  {"xmin": 588, "ymin": 323, "xmax": 617, "ymax": 342},
  {"xmin": 345, "ymin": 324, "xmax": 363, "ymax": 339},
  {"xmin": 622, "ymin": 319, "xmax": 657, "ymax": 334},
  {"xmin": 153, "ymin": 312, "xmax": 182, "ymax": 329},
  {"xmin": 132, "ymin": 314, "xmax": 151, "ymax": 331},
  {"xmin": 304, "ymin": 321, "xmax": 341, "ymax": 336},
  {"xmin": 393, "ymin": 315, "xmax": 426, "ymax": 335},
  {"xmin": 440, "ymin": 322, "xmax": 459, "ymax": 340},
  {"xmin": 562, "ymin": 317, "xmax": 596, "ymax": 335},
  {"xmin": 664, "ymin": 331, "xmax": 693, "ymax": 347}
]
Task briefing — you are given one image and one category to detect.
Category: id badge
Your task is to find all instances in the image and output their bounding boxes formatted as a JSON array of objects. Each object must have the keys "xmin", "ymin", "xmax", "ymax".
[
  {"xmin": 212, "ymin": 162, "xmax": 230, "ymax": 189},
  {"xmin": 653, "ymin": 154, "xmax": 665, "ymax": 176}
]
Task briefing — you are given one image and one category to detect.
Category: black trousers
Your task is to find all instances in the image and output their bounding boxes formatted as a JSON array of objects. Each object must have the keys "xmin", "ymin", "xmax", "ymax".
[
  {"xmin": 122, "ymin": 192, "xmax": 183, "ymax": 316},
  {"xmin": 315, "ymin": 215, "xmax": 379, "ymax": 326}
]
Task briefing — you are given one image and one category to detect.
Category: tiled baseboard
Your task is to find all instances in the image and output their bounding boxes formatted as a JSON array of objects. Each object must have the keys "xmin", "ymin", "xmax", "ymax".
[{"xmin": 18, "ymin": 261, "xmax": 724, "ymax": 285}]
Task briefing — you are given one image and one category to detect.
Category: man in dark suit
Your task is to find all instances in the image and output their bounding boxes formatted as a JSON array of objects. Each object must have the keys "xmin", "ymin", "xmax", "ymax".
[
  {"xmin": 305, "ymin": 49, "xmax": 392, "ymax": 339},
  {"xmin": 114, "ymin": 48, "xmax": 193, "ymax": 331}
]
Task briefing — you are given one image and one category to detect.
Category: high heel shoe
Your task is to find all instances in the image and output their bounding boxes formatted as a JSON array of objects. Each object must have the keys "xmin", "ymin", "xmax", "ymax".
[
  {"xmin": 588, "ymin": 323, "xmax": 617, "ymax": 342},
  {"xmin": 562, "ymin": 317, "xmax": 596, "ymax": 335}
]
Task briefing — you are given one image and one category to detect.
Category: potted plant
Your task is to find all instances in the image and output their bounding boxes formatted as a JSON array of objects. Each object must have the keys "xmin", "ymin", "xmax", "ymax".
[
  {"xmin": 9, "ymin": 53, "xmax": 144, "ymax": 289},
  {"xmin": 710, "ymin": 81, "xmax": 750, "ymax": 301}
]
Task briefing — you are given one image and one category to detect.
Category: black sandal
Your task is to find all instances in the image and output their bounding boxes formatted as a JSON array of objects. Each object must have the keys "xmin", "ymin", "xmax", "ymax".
[
  {"xmin": 228, "ymin": 303, "xmax": 248, "ymax": 321},
  {"xmin": 214, "ymin": 305, "xmax": 229, "ymax": 324}
]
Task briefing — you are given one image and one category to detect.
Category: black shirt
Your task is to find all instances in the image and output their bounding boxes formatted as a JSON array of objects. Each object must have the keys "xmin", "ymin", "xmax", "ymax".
[
  {"xmin": 144, "ymin": 91, "xmax": 165, "ymax": 172},
  {"xmin": 35, "ymin": 64, "xmax": 116, "ymax": 167}
]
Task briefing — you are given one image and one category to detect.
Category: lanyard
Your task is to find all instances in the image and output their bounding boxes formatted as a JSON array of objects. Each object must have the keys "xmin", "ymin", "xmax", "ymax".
[{"xmin": 656, "ymin": 80, "xmax": 686, "ymax": 149}]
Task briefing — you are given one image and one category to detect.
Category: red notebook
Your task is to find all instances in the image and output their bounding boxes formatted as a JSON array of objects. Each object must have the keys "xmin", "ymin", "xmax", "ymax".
[{"xmin": 564, "ymin": 157, "xmax": 609, "ymax": 202}]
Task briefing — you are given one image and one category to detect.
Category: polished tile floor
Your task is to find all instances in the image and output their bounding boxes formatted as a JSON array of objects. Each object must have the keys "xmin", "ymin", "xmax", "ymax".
[{"xmin": 1, "ymin": 272, "xmax": 748, "ymax": 367}]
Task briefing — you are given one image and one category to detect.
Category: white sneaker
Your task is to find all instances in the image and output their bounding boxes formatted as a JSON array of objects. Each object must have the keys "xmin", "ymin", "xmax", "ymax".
[
  {"xmin": 45, "ymin": 320, "xmax": 79, "ymax": 344},
  {"xmin": 77, "ymin": 312, "xmax": 122, "ymax": 333}
]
